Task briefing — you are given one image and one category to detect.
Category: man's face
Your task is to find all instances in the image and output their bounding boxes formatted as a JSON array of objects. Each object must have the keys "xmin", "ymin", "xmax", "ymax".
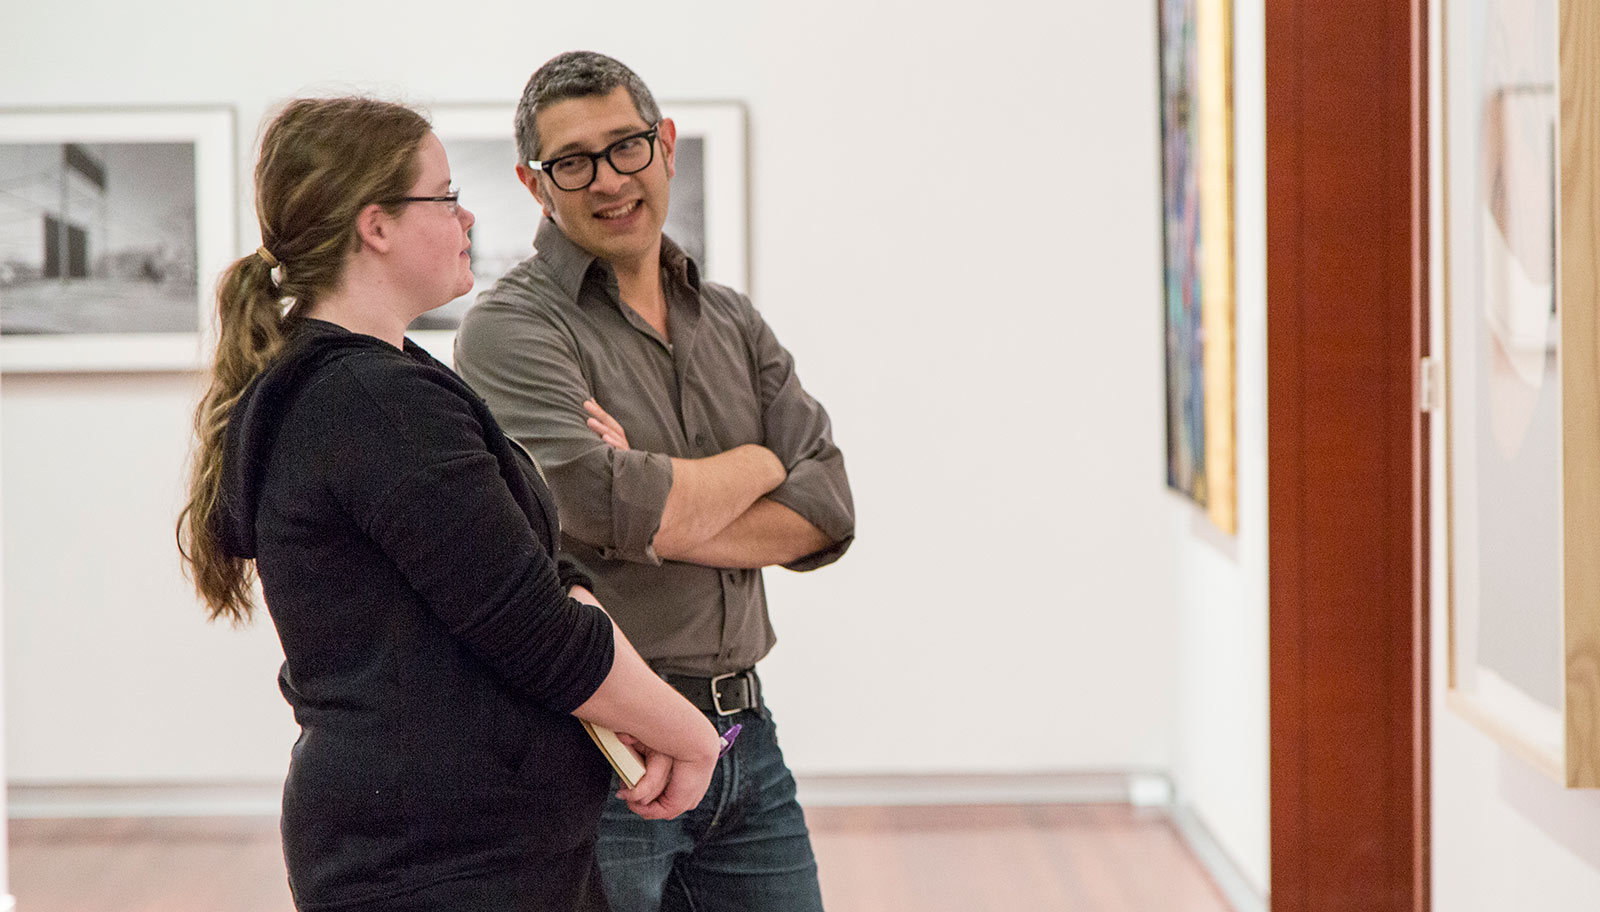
[{"xmin": 519, "ymin": 85, "xmax": 676, "ymax": 270}]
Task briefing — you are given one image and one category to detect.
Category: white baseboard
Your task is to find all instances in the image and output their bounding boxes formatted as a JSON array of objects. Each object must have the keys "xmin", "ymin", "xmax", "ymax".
[
  {"xmin": 12, "ymin": 770, "xmax": 1171, "ymax": 817},
  {"xmin": 1169, "ymin": 801, "xmax": 1268, "ymax": 912},
  {"xmin": 10, "ymin": 772, "xmax": 1154, "ymax": 817},
  {"xmin": 8, "ymin": 781, "xmax": 281, "ymax": 819},
  {"xmin": 795, "ymin": 769, "xmax": 1162, "ymax": 807}
]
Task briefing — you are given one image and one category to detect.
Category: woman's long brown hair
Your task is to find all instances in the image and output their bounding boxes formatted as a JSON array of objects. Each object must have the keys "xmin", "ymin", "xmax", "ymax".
[{"xmin": 177, "ymin": 97, "xmax": 430, "ymax": 623}]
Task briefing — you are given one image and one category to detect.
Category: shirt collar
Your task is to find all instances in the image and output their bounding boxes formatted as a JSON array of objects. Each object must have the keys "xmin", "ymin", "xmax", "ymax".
[
  {"xmin": 533, "ymin": 217, "xmax": 599, "ymax": 302},
  {"xmin": 659, "ymin": 233, "xmax": 702, "ymax": 293},
  {"xmin": 533, "ymin": 217, "xmax": 703, "ymax": 301}
]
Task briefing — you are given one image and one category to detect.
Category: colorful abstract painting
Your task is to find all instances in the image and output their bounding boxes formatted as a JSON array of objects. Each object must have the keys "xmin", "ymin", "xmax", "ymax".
[{"xmin": 1158, "ymin": 0, "xmax": 1236, "ymax": 534}]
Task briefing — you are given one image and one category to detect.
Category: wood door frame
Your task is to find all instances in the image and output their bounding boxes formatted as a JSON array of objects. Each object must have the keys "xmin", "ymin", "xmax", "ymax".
[{"xmin": 1265, "ymin": 0, "xmax": 1430, "ymax": 910}]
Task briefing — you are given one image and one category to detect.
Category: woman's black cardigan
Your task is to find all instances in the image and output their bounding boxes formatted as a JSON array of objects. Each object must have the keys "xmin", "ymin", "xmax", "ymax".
[{"xmin": 216, "ymin": 318, "xmax": 615, "ymax": 910}]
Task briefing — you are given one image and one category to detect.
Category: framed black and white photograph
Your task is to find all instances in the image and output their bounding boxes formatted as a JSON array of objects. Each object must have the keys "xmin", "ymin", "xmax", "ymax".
[
  {"xmin": 417, "ymin": 100, "xmax": 748, "ymax": 365},
  {"xmin": 0, "ymin": 107, "xmax": 234, "ymax": 372}
]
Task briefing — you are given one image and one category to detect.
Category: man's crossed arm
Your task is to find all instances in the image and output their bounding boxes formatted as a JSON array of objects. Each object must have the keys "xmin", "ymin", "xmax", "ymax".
[{"xmin": 583, "ymin": 399, "xmax": 833, "ymax": 569}]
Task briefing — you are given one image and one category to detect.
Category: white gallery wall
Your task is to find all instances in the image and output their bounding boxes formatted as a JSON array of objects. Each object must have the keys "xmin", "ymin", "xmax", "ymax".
[
  {"xmin": 1, "ymin": 0, "xmax": 1181, "ymax": 794},
  {"xmin": 1167, "ymin": 0, "xmax": 1270, "ymax": 896}
]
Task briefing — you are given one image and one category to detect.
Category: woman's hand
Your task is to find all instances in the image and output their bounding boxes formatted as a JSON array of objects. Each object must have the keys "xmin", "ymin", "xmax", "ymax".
[
  {"xmin": 613, "ymin": 732, "xmax": 716, "ymax": 820},
  {"xmin": 570, "ymin": 620, "xmax": 719, "ymax": 821}
]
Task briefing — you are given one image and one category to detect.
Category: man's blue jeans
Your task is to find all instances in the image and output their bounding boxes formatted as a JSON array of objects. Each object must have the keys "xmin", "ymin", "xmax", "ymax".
[{"xmin": 596, "ymin": 705, "xmax": 825, "ymax": 912}]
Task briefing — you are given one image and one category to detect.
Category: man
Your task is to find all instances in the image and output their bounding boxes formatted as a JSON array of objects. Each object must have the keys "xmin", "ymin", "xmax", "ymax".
[{"xmin": 454, "ymin": 51, "xmax": 854, "ymax": 912}]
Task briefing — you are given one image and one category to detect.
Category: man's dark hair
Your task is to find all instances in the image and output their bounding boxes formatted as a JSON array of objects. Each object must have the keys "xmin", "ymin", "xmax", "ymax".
[{"xmin": 515, "ymin": 51, "xmax": 662, "ymax": 165}]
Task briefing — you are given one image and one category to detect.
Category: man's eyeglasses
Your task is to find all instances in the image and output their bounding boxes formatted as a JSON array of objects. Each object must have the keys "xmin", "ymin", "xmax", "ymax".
[
  {"xmin": 529, "ymin": 125, "xmax": 660, "ymax": 192},
  {"xmin": 381, "ymin": 186, "xmax": 462, "ymax": 216}
]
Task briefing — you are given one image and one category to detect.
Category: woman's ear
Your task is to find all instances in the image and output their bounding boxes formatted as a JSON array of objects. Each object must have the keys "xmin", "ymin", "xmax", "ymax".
[{"xmin": 354, "ymin": 202, "xmax": 395, "ymax": 254}]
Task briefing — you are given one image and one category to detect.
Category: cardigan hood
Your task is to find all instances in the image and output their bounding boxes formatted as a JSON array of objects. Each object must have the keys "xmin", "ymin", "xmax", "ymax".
[{"xmin": 214, "ymin": 320, "xmax": 426, "ymax": 559}]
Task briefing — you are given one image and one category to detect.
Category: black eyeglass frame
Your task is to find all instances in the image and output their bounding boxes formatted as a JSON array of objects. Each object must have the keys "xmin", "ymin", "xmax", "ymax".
[
  {"xmin": 378, "ymin": 188, "xmax": 462, "ymax": 212},
  {"xmin": 528, "ymin": 124, "xmax": 661, "ymax": 192}
]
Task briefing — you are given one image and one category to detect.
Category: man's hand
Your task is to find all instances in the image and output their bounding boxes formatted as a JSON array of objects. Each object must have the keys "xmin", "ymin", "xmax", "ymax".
[
  {"xmin": 662, "ymin": 498, "xmax": 832, "ymax": 568},
  {"xmin": 585, "ymin": 399, "xmax": 630, "ymax": 450},
  {"xmin": 581, "ymin": 397, "xmax": 786, "ymax": 557}
]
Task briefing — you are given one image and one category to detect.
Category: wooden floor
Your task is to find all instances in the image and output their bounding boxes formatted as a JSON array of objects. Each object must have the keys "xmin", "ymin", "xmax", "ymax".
[{"xmin": 8, "ymin": 804, "xmax": 1232, "ymax": 912}]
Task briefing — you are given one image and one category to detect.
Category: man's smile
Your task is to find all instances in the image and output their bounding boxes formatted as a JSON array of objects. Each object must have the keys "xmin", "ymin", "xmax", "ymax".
[{"xmin": 595, "ymin": 200, "xmax": 642, "ymax": 220}]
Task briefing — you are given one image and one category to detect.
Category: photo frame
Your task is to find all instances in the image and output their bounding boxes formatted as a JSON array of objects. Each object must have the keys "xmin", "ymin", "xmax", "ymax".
[
  {"xmin": 1157, "ymin": 0, "xmax": 1238, "ymax": 535},
  {"xmin": 415, "ymin": 100, "xmax": 748, "ymax": 366},
  {"xmin": 0, "ymin": 107, "xmax": 235, "ymax": 372},
  {"xmin": 1443, "ymin": 0, "xmax": 1600, "ymax": 787}
]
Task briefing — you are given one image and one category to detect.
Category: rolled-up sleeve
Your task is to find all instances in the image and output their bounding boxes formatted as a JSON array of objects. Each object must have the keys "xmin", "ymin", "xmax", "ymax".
[
  {"xmin": 740, "ymin": 299, "xmax": 855, "ymax": 571},
  {"xmin": 456, "ymin": 292, "xmax": 673, "ymax": 565}
]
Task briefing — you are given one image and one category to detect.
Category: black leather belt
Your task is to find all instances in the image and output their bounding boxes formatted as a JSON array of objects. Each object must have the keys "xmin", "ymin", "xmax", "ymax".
[{"xmin": 664, "ymin": 669, "xmax": 762, "ymax": 716}]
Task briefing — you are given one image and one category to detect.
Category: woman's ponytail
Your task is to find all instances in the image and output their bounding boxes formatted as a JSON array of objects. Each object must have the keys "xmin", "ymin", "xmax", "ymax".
[{"xmin": 177, "ymin": 250, "xmax": 292, "ymax": 623}]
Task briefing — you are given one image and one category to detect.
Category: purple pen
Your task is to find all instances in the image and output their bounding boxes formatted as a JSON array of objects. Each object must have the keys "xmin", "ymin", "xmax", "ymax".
[{"xmin": 718, "ymin": 723, "xmax": 742, "ymax": 758}]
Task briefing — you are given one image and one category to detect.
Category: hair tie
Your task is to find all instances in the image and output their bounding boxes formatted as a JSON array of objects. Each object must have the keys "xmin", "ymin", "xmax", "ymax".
[{"xmin": 256, "ymin": 246, "xmax": 280, "ymax": 269}]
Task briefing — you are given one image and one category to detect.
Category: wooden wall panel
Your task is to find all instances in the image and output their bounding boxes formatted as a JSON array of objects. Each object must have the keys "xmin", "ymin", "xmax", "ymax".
[
  {"xmin": 1561, "ymin": 0, "xmax": 1600, "ymax": 790},
  {"xmin": 1266, "ymin": 0, "xmax": 1430, "ymax": 909}
]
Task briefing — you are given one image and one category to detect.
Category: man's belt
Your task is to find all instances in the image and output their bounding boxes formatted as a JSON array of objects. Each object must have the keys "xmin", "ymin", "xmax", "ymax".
[{"xmin": 664, "ymin": 669, "xmax": 762, "ymax": 716}]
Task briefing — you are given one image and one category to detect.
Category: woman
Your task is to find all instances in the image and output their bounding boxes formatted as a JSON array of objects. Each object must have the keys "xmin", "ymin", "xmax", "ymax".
[{"xmin": 177, "ymin": 97, "xmax": 719, "ymax": 911}]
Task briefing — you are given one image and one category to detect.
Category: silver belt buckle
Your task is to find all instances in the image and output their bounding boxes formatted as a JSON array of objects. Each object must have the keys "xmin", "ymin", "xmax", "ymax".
[{"xmin": 709, "ymin": 671, "xmax": 742, "ymax": 716}]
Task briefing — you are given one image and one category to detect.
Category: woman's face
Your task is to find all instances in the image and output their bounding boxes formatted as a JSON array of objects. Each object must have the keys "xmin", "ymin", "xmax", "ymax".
[{"xmin": 389, "ymin": 132, "xmax": 476, "ymax": 311}]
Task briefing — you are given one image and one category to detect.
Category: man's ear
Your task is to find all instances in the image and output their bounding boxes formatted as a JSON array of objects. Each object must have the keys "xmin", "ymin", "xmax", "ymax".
[
  {"xmin": 354, "ymin": 202, "xmax": 395, "ymax": 254},
  {"xmin": 658, "ymin": 117, "xmax": 678, "ymax": 180},
  {"xmin": 514, "ymin": 163, "xmax": 555, "ymax": 219}
]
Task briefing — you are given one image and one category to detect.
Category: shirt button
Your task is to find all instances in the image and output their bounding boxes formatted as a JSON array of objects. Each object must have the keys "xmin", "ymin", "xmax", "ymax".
[
  {"xmin": 724, "ymin": 571, "xmax": 737, "ymax": 583},
  {"xmin": 694, "ymin": 432, "xmax": 709, "ymax": 447}
]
